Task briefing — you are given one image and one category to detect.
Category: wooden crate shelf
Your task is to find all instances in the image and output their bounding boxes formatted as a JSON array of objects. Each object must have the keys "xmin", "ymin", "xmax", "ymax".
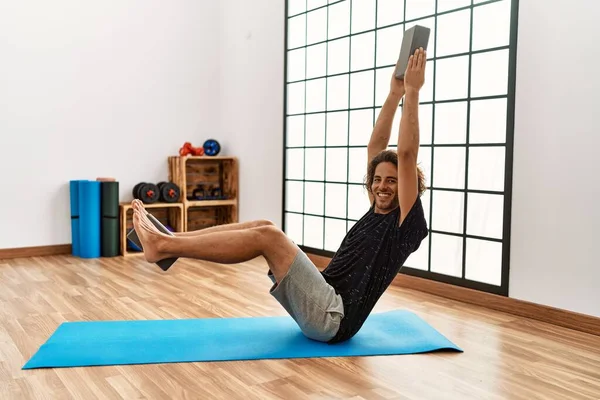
[
  {"xmin": 169, "ymin": 155, "xmax": 239, "ymax": 232},
  {"xmin": 119, "ymin": 202, "xmax": 184, "ymax": 257},
  {"xmin": 117, "ymin": 155, "xmax": 239, "ymax": 257},
  {"xmin": 185, "ymin": 204, "xmax": 237, "ymax": 232},
  {"xmin": 186, "ymin": 199, "xmax": 237, "ymax": 207},
  {"xmin": 169, "ymin": 156, "xmax": 238, "ymax": 204}
]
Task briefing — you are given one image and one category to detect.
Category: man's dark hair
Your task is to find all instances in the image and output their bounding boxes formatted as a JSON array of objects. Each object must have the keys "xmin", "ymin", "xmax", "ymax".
[{"xmin": 364, "ymin": 150, "xmax": 427, "ymax": 197}]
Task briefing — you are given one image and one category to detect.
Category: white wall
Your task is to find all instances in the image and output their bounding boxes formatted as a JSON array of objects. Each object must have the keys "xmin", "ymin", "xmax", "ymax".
[
  {"xmin": 0, "ymin": 0, "xmax": 284, "ymax": 250},
  {"xmin": 218, "ymin": 0, "xmax": 285, "ymax": 227},
  {"xmin": 509, "ymin": 0, "xmax": 600, "ymax": 317},
  {"xmin": 0, "ymin": 0, "xmax": 221, "ymax": 248},
  {"xmin": 2, "ymin": 0, "xmax": 597, "ymax": 319}
]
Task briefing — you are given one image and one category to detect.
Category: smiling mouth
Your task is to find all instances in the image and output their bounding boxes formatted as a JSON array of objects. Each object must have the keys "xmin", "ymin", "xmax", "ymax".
[{"xmin": 377, "ymin": 193, "xmax": 392, "ymax": 198}]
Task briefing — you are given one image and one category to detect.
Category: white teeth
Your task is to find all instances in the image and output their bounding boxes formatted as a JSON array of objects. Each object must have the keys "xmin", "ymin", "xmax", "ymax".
[{"xmin": 378, "ymin": 193, "xmax": 391, "ymax": 197}]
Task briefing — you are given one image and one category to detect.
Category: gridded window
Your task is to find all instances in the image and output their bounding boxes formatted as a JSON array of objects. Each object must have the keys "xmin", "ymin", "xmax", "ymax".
[{"xmin": 283, "ymin": 0, "xmax": 517, "ymax": 296}]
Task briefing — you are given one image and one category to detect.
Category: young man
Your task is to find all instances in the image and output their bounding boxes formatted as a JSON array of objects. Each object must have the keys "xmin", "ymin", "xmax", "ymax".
[{"xmin": 131, "ymin": 48, "xmax": 429, "ymax": 344}]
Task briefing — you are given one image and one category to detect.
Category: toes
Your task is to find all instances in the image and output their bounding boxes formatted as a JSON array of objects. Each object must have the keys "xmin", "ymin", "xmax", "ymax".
[{"xmin": 133, "ymin": 210, "xmax": 141, "ymax": 224}]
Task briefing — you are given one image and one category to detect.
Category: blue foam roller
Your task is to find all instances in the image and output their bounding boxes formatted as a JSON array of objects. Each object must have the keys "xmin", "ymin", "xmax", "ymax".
[
  {"xmin": 78, "ymin": 180, "xmax": 101, "ymax": 258},
  {"xmin": 22, "ymin": 310, "xmax": 462, "ymax": 369},
  {"xmin": 70, "ymin": 219, "xmax": 80, "ymax": 257},
  {"xmin": 69, "ymin": 180, "xmax": 85, "ymax": 257}
]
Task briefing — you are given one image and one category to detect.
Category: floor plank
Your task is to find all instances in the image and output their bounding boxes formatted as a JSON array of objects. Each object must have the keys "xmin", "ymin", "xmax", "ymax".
[{"xmin": 0, "ymin": 254, "xmax": 599, "ymax": 399}]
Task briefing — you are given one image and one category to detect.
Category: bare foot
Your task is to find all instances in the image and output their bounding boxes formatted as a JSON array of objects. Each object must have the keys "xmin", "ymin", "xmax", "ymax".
[
  {"xmin": 133, "ymin": 209, "xmax": 169, "ymax": 263},
  {"xmin": 131, "ymin": 200, "xmax": 163, "ymax": 235},
  {"xmin": 132, "ymin": 199, "xmax": 144, "ymax": 211}
]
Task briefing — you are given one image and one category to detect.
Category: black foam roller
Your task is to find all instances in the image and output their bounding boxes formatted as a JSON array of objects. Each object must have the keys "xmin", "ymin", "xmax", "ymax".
[
  {"xmin": 101, "ymin": 217, "xmax": 120, "ymax": 257},
  {"xmin": 101, "ymin": 182, "xmax": 119, "ymax": 217},
  {"xmin": 100, "ymin": 181, "xmax": 120, "ymax": 257}
]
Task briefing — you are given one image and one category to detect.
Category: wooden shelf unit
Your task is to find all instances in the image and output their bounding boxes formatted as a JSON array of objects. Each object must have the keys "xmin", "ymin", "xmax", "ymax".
[
  {"xmin": 119, "ymin": 155, "xmax": 239, "ymax": 256},
  {"xmin": 168, "ymin": 155, "xmax": 239, "ymax": 233},
  {"xmin": 185, "ymin": 204, "xmax": 237, "ymax": 232},
  {"xmin": 119, "ymin": 202, "xmax": 184, "ymax": 257}
]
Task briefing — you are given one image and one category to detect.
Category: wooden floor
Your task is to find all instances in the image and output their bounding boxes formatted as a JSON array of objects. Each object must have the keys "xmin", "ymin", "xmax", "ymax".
[{"xmin": 1, "ymin": 254, "xmax": 599, "ymax": 400}]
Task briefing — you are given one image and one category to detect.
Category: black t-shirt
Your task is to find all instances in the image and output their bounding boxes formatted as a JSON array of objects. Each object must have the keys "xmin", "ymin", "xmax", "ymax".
[{"xmin": 321, "ymin": 197, "xmax": 428, "ymax": 344}]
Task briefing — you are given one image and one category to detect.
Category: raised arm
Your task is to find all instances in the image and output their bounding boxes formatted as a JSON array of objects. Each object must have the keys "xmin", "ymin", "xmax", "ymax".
[
  {"xmin": 367, "ymin": 67, "xmax": 405, "ymax": 204},
  {"xmin": 397, "ymin": 48, "xmax": 426, "ymax": 225}
]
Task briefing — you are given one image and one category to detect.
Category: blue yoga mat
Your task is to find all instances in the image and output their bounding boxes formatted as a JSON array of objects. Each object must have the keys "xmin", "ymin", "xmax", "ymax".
[
  {"xmin": 23, "ymin": 310, "xmax": 461, "ymax": 369},
  {"xmin": 78, "ymin": 180, "xmax": 101, "ymax": 258},
  {"xmin": 69, "ymin": 180, "xmax": 83, "ymax": 257}
]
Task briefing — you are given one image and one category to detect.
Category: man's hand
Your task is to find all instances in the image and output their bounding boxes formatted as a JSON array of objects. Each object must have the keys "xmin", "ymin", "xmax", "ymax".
[{"xmin": 404, "ymin": 48, "xmax": 426, "ymax": 93}]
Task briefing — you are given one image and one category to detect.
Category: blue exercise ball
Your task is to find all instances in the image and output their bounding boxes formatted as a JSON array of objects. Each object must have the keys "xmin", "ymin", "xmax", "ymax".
[{"xmin": 203, "ymin": 139, "xmax": 221, "ymax": 156}]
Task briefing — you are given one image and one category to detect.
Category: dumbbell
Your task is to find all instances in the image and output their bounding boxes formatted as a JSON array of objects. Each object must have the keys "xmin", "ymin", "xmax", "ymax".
[
  {"xmin": 132, "ymin": 182, "xmax": 160, "ymax": 204},
  {"xmin": 191, "ymin": 185, "xmax": 222, "ymax": 200},
  {"xmin": 156, "ymin": 181, "xmax": 181, "ymax": 203},
  {"xmin": 179, "ymin": 142, "xmax": 205, "ymax": 156}
]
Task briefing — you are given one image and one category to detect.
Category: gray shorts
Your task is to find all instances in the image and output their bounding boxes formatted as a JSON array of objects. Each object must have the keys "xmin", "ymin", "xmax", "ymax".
[{"xmin": 269, "ymin": 250, "xmax": 345, "ymax": 342}]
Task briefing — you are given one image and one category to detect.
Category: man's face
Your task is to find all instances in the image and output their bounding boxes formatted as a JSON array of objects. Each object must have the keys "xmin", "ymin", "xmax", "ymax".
[{"xmin": 371, "ymin": 161, "xmax": 398, "ymax": 213}]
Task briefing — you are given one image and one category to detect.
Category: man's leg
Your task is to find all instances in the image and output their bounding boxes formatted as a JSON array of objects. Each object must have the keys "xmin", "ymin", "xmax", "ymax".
[
  {"xmin": 174, "ymin": 220, "xmax": 274, "ymax": 237},
  {"xmin": 132, "ymin": 206, "xmax": 298, "ymax": 282},
  {"xmin": 131, "ymin": 202, "xmax": 342, "ymax": 342},
  {"xmin": 173, "ymin": 218, "xmax": 280, "ymax": 275}
]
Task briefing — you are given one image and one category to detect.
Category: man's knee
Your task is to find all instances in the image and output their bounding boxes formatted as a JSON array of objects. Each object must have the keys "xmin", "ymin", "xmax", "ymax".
[
  {"xmin": 255, "ymin": 219, "xmax": 275, "ymax": 227},
  {"xmin": 257, "ymin": 225, "xmax": 297, "ymax": 282},
  {"xmin": 256, "ymin": 225, "xmax": 295, "ymax": 255},
  {"xmin": 256, "ymin": 224, "xmax": 284, "ymax": 241},
  {"xmin": 249, "ymin": 219, "xmax": 275, "ymax": 229}
]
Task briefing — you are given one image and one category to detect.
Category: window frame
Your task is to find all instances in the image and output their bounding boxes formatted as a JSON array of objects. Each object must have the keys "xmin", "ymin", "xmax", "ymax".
[{"xmin": 282, "ymin": 0, "xmax": 520, "ymax": 297}]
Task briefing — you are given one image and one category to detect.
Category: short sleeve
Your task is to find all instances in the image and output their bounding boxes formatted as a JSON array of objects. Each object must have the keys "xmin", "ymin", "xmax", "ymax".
[{"xmin": 397, "ymin": 197, "xmax": 429, "ymax": 253}]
